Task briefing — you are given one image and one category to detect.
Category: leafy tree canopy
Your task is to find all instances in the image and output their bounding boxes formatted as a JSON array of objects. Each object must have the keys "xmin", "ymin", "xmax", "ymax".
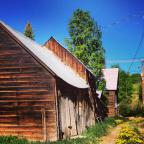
[
  {"xmin": 24, "ymin": 22, "xmax": 35, "ymax": 40},
  {"xmin": 130, "ymin": 73, "xmax": 141, "ymax": 84},
  {"xmin": 111, "ymin": 64, "xmax": 133, "ymax": 103},
  {"xmin": 66, "ymin": 9, "xmax": 105, "ymax": 90}
]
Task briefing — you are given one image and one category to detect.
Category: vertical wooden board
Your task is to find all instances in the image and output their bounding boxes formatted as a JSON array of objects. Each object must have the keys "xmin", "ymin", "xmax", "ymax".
[
  {"xmin": 44, "ymin": 38, "xmax": 87, "ymax": 81},
  {"xmin": 61, "ymin": 50, "xmax": 64, "ymax": 62},
  {"xmin": 59, "ymin": 96, "xmax": 67, "ymax": 138},
  {"xmin": 55, "ymin": 43, "xmax": 58, "ymax": 57},
  {"xmin": 67, "ymin": 98, "xmax": 77, "ymax": 136},
  {"xmin": 67, "ymin": 53, "xmax": 70, "ymax": 67},
  {"xmin": 49, "ymin": 40, "xmax": 52, "ymax": 51},
  {"xmin": 82, "ymin": 97, "xmax": 87, "ymax": 132},
  {"xmin": 65, "ymin": 97, "xmax": 71, "ymax": 137},
  {"xmin": 107, "ymin": 91, "xmax": 116, "ymax": 117},
  {"xmin": 58, "ymin": 45, "xmax": 61, "ymax": 59},
  {"xmin": 51, "ymin": 40, "xmax": 54, "ymax": 52},
  {"xmin": 75, "ymin": 91, "xmax": 82, "ymax": 135}
]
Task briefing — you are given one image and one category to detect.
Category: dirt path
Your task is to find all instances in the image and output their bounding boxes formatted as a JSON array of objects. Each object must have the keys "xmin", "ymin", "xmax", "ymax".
[
  {"xmin": 100, "ymin": 123, "xmax": 124, "ymax": 144},
  {"xmin": 99, "ymin": 117, "xmax": 144, "ymax": 144}
]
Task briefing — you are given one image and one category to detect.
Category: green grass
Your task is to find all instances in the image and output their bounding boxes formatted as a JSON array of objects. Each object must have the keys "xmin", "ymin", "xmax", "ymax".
[
  {"xmin": 83, "ymin": 117, "xmax": 119, "ymax": 138},
  {"xmin": 0, "ymin": 136, "xmax": 29, "ymax": 144},
  {"xmin": 0, "ymin": 117, "xmax": 123, "ymax": 144},
  {"xmin": 131, "ymin": 83, "xmax": 140, "ymax": 106},
  {"xmin": 0, "ymin": 137, "xmax": 99, "ymax": 144}
]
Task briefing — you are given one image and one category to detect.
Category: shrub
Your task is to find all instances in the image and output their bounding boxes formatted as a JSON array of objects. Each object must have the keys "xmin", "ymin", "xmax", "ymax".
[
  {"xmin": 116, "ymin": 124, "xmax": 144, "ymax": 144},
  {"xmin": 119, "ymin": 100, "xmax": 144, "ymax": 117},
  {"xmin": 130, "ymin": 117, "xmax": 144, "ymax": 124},
  {"xmin": 115, "ymin": 119, "xmax": 123, "ymax": 125},
  {"xmin": 119, "ymin": 102, "xmax": 131, "ymax": 117},
  {"xmin": 131, "ymin": 103, "xmax": 144, "ymax": 117}
]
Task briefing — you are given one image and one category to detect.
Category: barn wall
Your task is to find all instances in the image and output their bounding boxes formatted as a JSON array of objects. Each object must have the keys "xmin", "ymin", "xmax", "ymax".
[
  {"xmin": 107, "ymin": 91, "xmax": 117, "ymax": 117},
  {"xmin": 44, "ymin": 35, "xmax": 108, "ymax": 138},
  {"xmin": 56, "ymin": 78, "xmax": 95, "ymax": 139},
  {"xmin": 0, "ymin": 24, "xmax": 57, "ymax": 141},
  {"xmin": 44, "ymin": 38, "xmax": 87, "ymax": 80}
]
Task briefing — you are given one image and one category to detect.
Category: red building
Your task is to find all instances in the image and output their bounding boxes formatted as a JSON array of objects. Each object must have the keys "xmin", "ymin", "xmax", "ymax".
[{"xmin": 103, "ymin": 68, "xmax": 119, "ymax": 117}]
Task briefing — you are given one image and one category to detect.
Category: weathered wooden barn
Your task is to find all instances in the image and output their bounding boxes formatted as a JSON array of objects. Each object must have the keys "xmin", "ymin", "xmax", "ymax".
[
  {"xmin": 0, "ymin": 21, "xmax": 106, "ymax": 141},
  {"xmin": 103, "ymin": 68, "xmax": 119, "ymax": 117}
]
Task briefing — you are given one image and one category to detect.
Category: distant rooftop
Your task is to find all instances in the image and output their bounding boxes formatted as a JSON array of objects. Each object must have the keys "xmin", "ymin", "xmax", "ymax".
[{"xmin": 103, "ymin": 68, "xmax": 119, "ymax": 90}]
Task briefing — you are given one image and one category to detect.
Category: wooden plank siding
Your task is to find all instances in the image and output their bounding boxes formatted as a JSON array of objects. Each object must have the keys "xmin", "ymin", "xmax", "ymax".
[
  {"xmin": 44, "ymin": 37, "xmax": 87, "ymax": 80},
  {"xmin": 56, "ymin": 78, "xmax": 95, "ymax": 139},
  {"xmin": 44, "ymin": 37, "xmax": 107, "ymax": 137},
  {"xmin": 0, "ymin": 24, "xmax": 58, "ymax": 141},
  {"xmin": 107, "ymin": 91, "xmax": 117, "ymax": 117}
]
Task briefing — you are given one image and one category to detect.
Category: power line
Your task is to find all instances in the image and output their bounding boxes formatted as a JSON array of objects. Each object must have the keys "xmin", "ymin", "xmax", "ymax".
[
  {"xmin": 107, "ymin": 57, "xmax": 144, "ymax": 64},
  {"xmin": 102, "ymin": 10, "xmax": 144, "ymax": 29},
  {"xmin": 124, "ymin": 31, "xmax": 144, "ymax": 98},
  {"xmin": 104, "ymin": 11, "xmax": 144, "ymax": 99},
  {"xmin": 127, "ymin": 31, "xmax": 144, "ymax": 73}
]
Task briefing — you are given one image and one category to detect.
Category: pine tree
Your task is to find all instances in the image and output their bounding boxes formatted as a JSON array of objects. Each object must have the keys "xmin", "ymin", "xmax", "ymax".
[
  {"xmin": 65, "ymin": 9, "xmax": 105, "ymax": 90},
  {"xmin": 24, "ymin": 22, "xmax": 35, "ymax": 40}
]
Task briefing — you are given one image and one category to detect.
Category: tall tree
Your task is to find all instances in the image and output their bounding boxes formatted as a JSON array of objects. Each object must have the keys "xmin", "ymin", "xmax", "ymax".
[
  {"xmin": 24, "ymin": 22, "xmax": 34, "ymax": 40},
  {"xmin": 65, "ymin": 9, "xmax": 105, "ymax": 90},
  {"xmin": 111, "ymin": 64, "xmax": 133, "ymax": 103}
]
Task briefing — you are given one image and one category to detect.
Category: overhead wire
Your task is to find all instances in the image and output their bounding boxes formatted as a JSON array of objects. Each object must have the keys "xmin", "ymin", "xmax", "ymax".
[
  {"xmin": 102, "ymin": 10, "xmax": 144, "ymax": 99},
  {"xmin": 101, "ymin": 10, "xmax": 144, "ymax": 29},
  {"xmin": 102, "ymin": 10, "xmax": 144, "ymax": 72},
  {"xmin": 125, "ymin": 23, "xmax": 144, "ymax": 98},
  {"xmin": 107, "ymin": 57, "xmax": 144, "ymax": 64},
  {"xmin": 127, "ymin": 31, "xmax": 144, "ymax": 73}
]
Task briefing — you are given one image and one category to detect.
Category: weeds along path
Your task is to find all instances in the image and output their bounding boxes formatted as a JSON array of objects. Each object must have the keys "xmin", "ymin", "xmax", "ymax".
[
  {"xmin": 100, "ymin": 117, "xmax": 144, "ymax": 144},
  {"xmin": 128, "ymin": 117, "xmax": 144, "ymax": 136},
  {"xmin": 100, "ymin": 123, "xmax": 125, "ymax": 144}
]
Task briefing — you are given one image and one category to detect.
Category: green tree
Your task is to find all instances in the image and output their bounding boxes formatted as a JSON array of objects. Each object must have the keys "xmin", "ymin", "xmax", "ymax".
[
  {"xmin": 130, "ymin": 73, "xmax": 141, "ymax": 84},
  {"xmin": 111, "ymin": 64, "xmax": 133, "ymax": 103},
  {"xmin": 24, "ymin": 22, "xmax": 34, "ymax": 40},
  {"xmin": 66, "ymin": 9, "xmax": 105, "ymax": 90}
]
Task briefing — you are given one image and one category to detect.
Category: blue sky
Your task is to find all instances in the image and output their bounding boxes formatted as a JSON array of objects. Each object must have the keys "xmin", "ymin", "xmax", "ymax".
[{"xmin": 0, "ymin": 0, "xmax": 144, "ymax": 73}]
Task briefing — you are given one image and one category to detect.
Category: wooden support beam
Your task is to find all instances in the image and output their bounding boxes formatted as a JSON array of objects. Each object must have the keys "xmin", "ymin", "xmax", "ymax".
[{"xmin": 41, "ymin": 107, "xmax": 47, "ymax": 142}]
